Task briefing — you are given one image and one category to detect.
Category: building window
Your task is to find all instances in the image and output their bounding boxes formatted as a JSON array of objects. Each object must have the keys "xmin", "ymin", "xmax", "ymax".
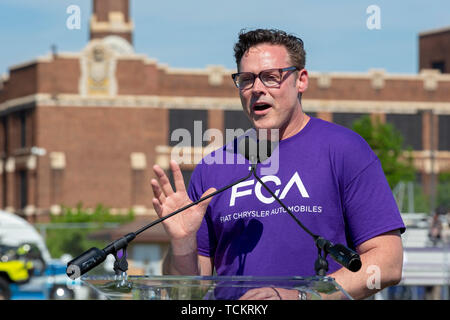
[
  {"xmin": 438, "ymin": 115, "xmax": 450, "ymax": 150},
  {"xmin": 19, "ymin": 112, "xmax": 26, "ymax": 148},
  {"xmin": 222, "ymin": 110, "xmax": 253, "ymax": 145},
  {"xmin": 432, "ymin": 61, "xmax": 446, "ymax": 73},
  {"xmin": 168, "ymin": 169, "xmax": 194, "ymax": 189},
  {"xmin": 181, "ymin": 169, "xmax": 193, "ymax": 186},
  {"xmin": 0, "ymin": 117, "xmax": 7, "ymax": 155},
  {"xmin": 224, "ymin": 110, "xmax": 252, "ymax": 132},
  {"xmin": 18, "ymin": 170, "xmax": 27, "ymax": 210},
  {"xmin": 332, "ymin": 112, "xmax": 368, "ymax": 130},
  {"xmin": 386, "ymin": 114, "xmax": 422, "ymax": 150},
  {"xmin": 169, "ymin": 109, "xmax": 208, "ymax": 147}
]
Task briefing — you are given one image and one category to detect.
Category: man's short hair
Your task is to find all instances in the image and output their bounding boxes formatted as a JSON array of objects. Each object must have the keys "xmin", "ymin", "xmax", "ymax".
[{"xmin": 233, "ymin": 28, "xmax": 306, "ymax": 71}]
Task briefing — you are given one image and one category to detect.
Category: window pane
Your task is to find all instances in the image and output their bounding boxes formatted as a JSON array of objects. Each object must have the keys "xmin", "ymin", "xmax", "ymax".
[
  {"xmin": 20, "ymin": 112, "xmax": 26, "ymax": 148},
  {"xmin": 224, "ymin": 110, "xmax": 253, "ymax": 145},
  {"xmin": 386, "ymin": 113, "xmax": 422, "ymax": 150},
  {"xmin": 19, "ymin": 170, "xmax": 27, "ymax": 209},
  {"xmin": 332, "ymin": 112, "xmax": 368, "ymax": 130},
  {"xmin": 169, "ymin": 109, "xmax": 208, "ymax": 147},
  {"xmin": 224, "ymin": 110, "xmax": 252, "ymax": 132},
  {"xmin": 438, "ymin": 115, "xmax": 450, "ymax": 151}
]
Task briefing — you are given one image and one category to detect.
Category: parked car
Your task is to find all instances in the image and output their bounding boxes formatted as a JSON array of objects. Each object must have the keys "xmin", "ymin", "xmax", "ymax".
[
  {"xmin": 0, "ymin": 244, "xmax": 34, "ymax": 299},
  {"xmin": 0, "ymin": 210, "xmax": 96, "ymax": 299}
]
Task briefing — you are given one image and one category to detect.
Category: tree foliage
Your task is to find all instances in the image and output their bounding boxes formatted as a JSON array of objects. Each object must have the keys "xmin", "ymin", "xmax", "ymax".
[
  {"xmin": 352, "ymin": 115, "xmax": 416, "ymax": 189},
  {"xmin": 45, "ymin": 203, "xmax": 134, "ymax": 258},
  {"xmin": 437, "ymin": 172, "xmax": 450, "ymax": 209}
]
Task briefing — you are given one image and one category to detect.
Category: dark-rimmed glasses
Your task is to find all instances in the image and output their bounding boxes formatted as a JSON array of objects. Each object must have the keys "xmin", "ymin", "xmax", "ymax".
[{"xmin": 231, "ymin": 66, "xmax": 298, "ymax": 90}]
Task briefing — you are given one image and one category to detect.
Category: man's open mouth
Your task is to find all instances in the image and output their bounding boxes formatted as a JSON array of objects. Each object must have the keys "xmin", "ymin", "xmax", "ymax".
[{"xmin": 253, "ymin": 103, "xmax": 272, "ymax": 111}]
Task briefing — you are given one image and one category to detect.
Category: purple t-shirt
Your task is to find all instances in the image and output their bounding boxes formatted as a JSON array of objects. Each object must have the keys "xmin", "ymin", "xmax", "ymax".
[{"xmin": 187, "ymin": 117, "xmax": 405, "ymax": 278}]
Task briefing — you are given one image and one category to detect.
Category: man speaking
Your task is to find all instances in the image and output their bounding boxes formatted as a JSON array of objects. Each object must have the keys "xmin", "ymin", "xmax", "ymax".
[{"xmin": 150, "ymin": 28, "xmax": 405, "ymax": 300}]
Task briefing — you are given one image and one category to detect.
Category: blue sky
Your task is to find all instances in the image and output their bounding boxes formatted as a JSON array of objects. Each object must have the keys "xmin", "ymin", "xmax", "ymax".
[{"xmin": 0, "ymin": 0, "xmax": 449, "ymax": 76}]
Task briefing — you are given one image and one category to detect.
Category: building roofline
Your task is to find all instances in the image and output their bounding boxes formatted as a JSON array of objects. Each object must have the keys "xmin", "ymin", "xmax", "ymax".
[
  {"xmin": 6, "ymin": 53, "xmax": 449, "ymax": 80},
  {"xmin": 8, "ymin": 52, "xmax": 81, "ymax": 72},
  {"xmin": 419, "ymin": 25, "xmax": 450, "ymax": 37}
]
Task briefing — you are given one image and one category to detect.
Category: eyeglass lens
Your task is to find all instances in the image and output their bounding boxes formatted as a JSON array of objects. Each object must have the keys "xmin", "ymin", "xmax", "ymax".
[{"xmin": 235, "ymin": 69, "xmax": 284, "ymax": 89}]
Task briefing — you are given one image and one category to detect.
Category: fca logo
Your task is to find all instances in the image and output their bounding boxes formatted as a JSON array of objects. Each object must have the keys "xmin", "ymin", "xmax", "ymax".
[{"xmin": 229, "ymin": 171, "xmax": 310, "ymax": 206}]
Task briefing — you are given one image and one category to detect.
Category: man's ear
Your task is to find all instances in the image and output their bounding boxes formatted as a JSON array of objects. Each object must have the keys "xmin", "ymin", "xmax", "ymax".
[{"xmin": 297, "ymin": 69, "xmax": 309, "ymax": 93}]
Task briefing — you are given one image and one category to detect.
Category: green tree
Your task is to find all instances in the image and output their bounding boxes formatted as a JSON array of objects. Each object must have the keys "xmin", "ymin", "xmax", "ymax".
[
  {"xmin": 437, "ymin": 172, "xmax": 450, "ymax": 209},
  {"xmin": 45, "ymin": 203, "xmax": 135, "ymax": 258},
  {"xmin": 352, "ymin": 115, "xmax": 416, "ymax": 189}
]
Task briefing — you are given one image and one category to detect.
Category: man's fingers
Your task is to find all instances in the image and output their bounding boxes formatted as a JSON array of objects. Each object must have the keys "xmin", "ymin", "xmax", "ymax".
[
  {"xmin": 151, "ymin": 178, "xmax": 166, "ymax": 203},
  {"xmin": 170, "ymin": 160, "xmax": 187, "ymax": 193},
  {"xmin": 152, "ymin": 164, "xmax": 174, "ymax": 197},
  {"xmin": 152, "ymin": 198, "xmax": 163, "ymax": 217}
]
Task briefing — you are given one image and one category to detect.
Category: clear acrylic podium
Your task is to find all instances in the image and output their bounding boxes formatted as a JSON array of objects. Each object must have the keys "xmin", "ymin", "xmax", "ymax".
[{"xmin": 82, "ymin": 275, "xmax": 353, "ymax": 300}]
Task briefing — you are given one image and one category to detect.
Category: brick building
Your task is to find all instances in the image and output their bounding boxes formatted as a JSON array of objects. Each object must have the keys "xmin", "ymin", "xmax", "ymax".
[
  {"xmin": 419, "ymin": 26, "xmax": 450, "ymax": 73},
  {"xmin": 0, "ymin": 1, "xmax": 449, "ymax": 226}
]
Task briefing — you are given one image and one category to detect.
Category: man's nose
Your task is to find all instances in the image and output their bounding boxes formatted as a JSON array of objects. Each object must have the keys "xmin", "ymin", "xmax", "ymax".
[{"xmin": 251, "ymin": 76, "xmax": 266, "ymax": 93}]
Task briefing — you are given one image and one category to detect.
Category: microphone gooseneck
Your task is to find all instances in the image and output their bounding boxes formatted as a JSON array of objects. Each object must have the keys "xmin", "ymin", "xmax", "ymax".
[{"xmin": 238, "ymin": 135, "xmax": 362, "ymax": 274}]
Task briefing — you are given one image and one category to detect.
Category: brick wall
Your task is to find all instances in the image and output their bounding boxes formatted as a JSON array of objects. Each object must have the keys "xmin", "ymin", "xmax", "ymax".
[
  {"xmin": 37, "ymin": 57, "xmax": 80, "ymax": 95},
  {"xmin": 93, "ymin": 0, "xmax": 130, "ymax": 22},
  {"xmin": 35, "ymin": 106, "xmax": 168, "ymax": 210},
  {"xmin": 2, "ymin": 54, "xmax": 450, "ymax": 102},
  {"xmin": 1, "ymin": 64, "xmax": 37, "ymax": 101}
]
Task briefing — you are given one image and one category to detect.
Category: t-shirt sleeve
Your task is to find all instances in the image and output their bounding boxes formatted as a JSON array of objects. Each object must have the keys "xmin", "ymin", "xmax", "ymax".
[
  {"xmin": 343, "ymin": 158, "xmax": 406, "ymax": 248},
  {"xmin": 196, "ymin": 208, "xmax": 217, "ymax": 257},
  {"xmin": 186, "ymin": 163, "xmax": 217, "ymax": 258}
]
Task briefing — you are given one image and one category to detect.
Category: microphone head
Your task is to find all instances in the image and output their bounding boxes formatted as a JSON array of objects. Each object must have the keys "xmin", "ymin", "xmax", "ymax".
[
  {"xmin": 329, "ymin": 243, "xmax": 362, "ymax": 273},
  {"xmin": 315, "ymin": 238, "xmax": 362, "ymax": 273},
  {"xmin": 348, "ymin": 256, "xmax": 362, "ymax": 273},
  {"xmin": 66, "ymin": 247, "xmax": 106, "ymax": 279}
]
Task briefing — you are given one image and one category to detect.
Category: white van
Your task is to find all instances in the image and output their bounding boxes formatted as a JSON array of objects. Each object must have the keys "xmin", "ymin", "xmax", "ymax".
[{"xmin": 0, "ymin": 210, "xmax": 52, "ymax": 261}]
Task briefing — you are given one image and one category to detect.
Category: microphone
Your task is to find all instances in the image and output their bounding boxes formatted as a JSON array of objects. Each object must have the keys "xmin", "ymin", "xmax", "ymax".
[
  {"xmin": 66, "ymin": 248, "xmax": 106, "ymax": 279},
  {"xmin": 238, "ymin": 135, "xmax": 362, "ymax": 274},
  {"xmin": 315, "ymin": 237, "xmax": 362, "ymax": 273},
  {"xmin": 66, "ymin": 232, "xmax": 136, "ymax": 279}
]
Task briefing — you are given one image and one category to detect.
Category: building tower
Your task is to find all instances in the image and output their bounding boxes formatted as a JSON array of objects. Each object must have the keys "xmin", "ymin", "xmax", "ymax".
[
  {"xmin": 419, "ymin": 26, "xmax": 450, "ymax": 73},
  {"xmin": 90, "ymin": 0, "xmax": 134, "ymax": 45}
]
